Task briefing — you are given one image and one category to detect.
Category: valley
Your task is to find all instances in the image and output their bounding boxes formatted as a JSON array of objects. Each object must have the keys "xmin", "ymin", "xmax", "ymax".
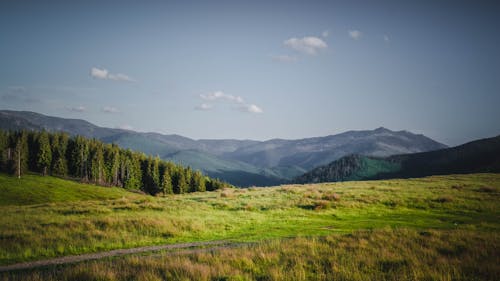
[
  {"xmin": 0, "ymin": 173, "xmax": 498, "ymax": 280},
  {"xmin": 0, "ymin": 111, "xmax": 447, "ymax": 186},
  {"xmin": 2, "ymin": 1, "xmax": 499, "ymax": 279}
]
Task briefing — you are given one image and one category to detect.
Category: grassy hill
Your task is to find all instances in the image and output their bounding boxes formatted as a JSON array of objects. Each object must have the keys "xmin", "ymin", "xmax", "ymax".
[
  {"xmin": 0, "ymin": 172, "xmax": 499, "ymax": 280},
  {"xmin": 0, "ymin": 174, "xmax": 137, "ymax": 206},
  {"xmin": 295, "ymin": 135, "xmax": 500, "ymax": 184}
]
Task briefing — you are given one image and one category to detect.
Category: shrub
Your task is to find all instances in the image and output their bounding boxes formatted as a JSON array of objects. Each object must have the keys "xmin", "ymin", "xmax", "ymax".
[
  {"xmin": 312, "ymin": 200, "xmax": 331, "ymax": 210},
  {"xmin": 382, "ymin": 200, "xmax": 398, "ymax": 208},
  {"xmin": 220, "ymin": 191, "xmax": 232, "ymax": 198},
  {"xmin": 433, "ymin": 196, "xmax": 453, "ymax": 203},
  {"xmin": 477, "ymin": 186, "xmax": 496, "ymax": 193},
  {"xmin": 322, "ymin": 193, "xmax": 341, "ymax": 201}
]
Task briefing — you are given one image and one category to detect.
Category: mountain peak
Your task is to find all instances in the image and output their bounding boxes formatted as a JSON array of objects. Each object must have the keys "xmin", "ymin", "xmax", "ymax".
[{"xmin": 374, "ymin": 127, "xmax": 391, "ymax": 133}]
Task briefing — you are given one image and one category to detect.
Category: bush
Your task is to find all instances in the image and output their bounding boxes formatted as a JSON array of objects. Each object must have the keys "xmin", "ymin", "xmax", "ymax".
[
  {"xmin": 220, "ymin": 189, "xmax": 234, "ymax": 198},
  {"xmin": 433, "ymin": 196, "xmax": 453, "ymax": 203},
  {"xmin": 321, "ymin": 192, "xmax": 341, "ymax": 201},
  {"xmin": 313, "ymin": 200, "xmax": 331, "ymax": 210},
  {"xmin": 477, "ymin": 186, "xmax": 496, "ymax": 193}
]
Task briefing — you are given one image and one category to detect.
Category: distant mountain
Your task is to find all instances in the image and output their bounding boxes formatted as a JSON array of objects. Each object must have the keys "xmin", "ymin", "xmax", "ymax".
[
  {"xmin": 223, "ymin": 127, "xmax": 446, "ymax": 171},
  {"xmin": 162, "ymin": 150, "xmax": 282, "ymax": 186},
  {"xmin": 0, "ymin": 110, "xmax": 122, "ymax": 139},
  {"xmin": 294, "ymin": 135, "xmax": 500, "ymax": 184},
  {"xmin": 0, "ymin": 110, "xmax": 447, "ymax": 186}
]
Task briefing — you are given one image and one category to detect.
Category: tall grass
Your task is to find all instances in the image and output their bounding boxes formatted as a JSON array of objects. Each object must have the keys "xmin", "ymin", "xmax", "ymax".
[
  {"xmin": 2, "ymin": 228, "xmax": 498, "ymax": 281},
  {"xmin": 0, "ymin": 172, "xmax": 499, "ymax": 272}
]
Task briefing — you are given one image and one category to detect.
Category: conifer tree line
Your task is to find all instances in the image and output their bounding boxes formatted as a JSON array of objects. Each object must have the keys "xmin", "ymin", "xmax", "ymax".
[{"xmin": 0, "ymin": 130, "xmax": 230, "ymax": 194}]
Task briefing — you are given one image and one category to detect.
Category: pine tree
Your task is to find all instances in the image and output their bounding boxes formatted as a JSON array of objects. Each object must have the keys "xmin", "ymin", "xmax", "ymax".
[
  {"xmin": 0, "ymin": 131, "xmax": 8, "ymax": 171},
  {"xmin": 0, "ymin": 129, "xmax": 230, "ymax": 193},
  {"xmin": 193, "ymin": 170, "xmax": 206, "ymax": 192},
  {"xmin": 205, "ymin": 177, "xmax": 214, "ymax": 191},
  {"xmin": 51, "ymin": 133, "xmax": 68, "ymax": 176},
  {"xmin": 140, "ymin": 155, "xmax": 161, "ymax": 195},
  {"xmin": 36, "ymin": 131, "xmax": 52, "ymax": 176},
  {"xmin": 141, "ymin": 156, "xmax": 152, "ymax": 193},
  {"xmin": 68, "ymin": 136, "xmax": 89, "ymax": 180},
  {"xmin": 10, "ymin": 132, "xmax": 28, "ymax": 178},
  {"xmin": 122, "ymin": 151, "xmax": 142, "ymax": 190},
  {"xmin": 206, "ymin": 178, "xmax": 226, "ymax": 191},
  {"xmin": 104, "ymin": 144, "xmax": 120, "ymax": 186},
  {"xmin": 189, "ymin": 170, "xmax": 205, "ymax": 192},
  {"xmin": 172, "ymin": 168, "xmax": 187, "ymax": 194},
  {"xmin": 161, "ymin": 169, "xmax": 173, "ymax": 194},
  {"xmin": 151, "ymin": 156, "xmax": 161, "ymax": 194},
  {"xmin": 89, "ymin": 141, "xmax": 105, "ymax": 184},
  {"xmin": 27, "ymin": 132, "xmax": 38, "ymax": 172}
]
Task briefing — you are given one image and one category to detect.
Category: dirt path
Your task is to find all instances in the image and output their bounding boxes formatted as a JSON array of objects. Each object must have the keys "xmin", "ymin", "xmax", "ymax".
[{"xmin": 0, "ymin": 240, "xmax": 241, "ymax": 272}]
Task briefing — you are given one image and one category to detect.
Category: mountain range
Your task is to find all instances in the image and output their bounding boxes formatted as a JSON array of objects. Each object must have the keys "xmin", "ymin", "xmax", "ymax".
[
  {"xmin": 0, "ymin": 110, "xmax": 447, "ymax": 186},
  {"xmin": 294, "ymin": 135, "xmax": 500, "ymax": 184}
]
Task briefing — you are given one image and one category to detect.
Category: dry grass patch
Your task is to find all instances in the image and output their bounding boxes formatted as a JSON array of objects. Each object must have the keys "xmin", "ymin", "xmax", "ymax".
[{"xmin": 3, "ymin": 228, "xmax": 498, "ymax": 281}]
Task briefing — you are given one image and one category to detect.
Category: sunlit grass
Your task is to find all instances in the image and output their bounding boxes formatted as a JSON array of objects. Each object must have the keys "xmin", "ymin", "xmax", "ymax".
[
  {"xmin": 2, "ymin": 228, "xmax": 498, "ymax": 281},
  {"xmin": 0, "ymin": 172, "xmax": 498, "ymax": 270}
]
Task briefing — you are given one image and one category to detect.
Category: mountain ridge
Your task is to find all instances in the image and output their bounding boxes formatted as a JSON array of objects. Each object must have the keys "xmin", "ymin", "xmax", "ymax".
[
  {"xmin": 0, "ymin": 110, "xmax": 447, "ymax": 186},
  {"xmin": 294, "ymin": 135, "xmax": 500, "ymax": 184}
]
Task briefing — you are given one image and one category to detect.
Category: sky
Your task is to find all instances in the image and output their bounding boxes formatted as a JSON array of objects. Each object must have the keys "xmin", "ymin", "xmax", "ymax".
[{"xmin": 0, "ymin": 0, "xmax": 499, "ymax": 146}]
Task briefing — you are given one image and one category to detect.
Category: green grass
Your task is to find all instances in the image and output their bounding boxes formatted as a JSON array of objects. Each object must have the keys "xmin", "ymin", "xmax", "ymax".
[
  {"xmin": 0, "ymin": 172, "xmax": 499, "ymax": 280},
  {"xmin": 0, "ymin": 173, "xmax": 137, "ymax": 206},
  {"xmin": 3, "ymin": 228, "xmax": 498, "ymax": 281}
]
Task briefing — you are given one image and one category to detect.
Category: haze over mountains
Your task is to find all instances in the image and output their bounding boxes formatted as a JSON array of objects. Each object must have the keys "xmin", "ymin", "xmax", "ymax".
[{"xmin": 0, "ymin": 110, "xmax": 447, "ymax": 186}]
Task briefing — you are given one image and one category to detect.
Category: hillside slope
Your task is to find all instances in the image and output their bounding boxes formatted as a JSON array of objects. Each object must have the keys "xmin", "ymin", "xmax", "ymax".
[
  {"xmin": 0, "ymin": 173, "xmax": 137, "ymax": 206},
  {"xmin": 0, "ymin": 172, "xmax": 499, "ymax": 273},
  {"xmin": 0, "ymin": 110, "xmax": 447, "ymax": 186},
  {"xmin": 295, "ymin": 135, "xmax": 500, "ymax": 184},
  {"xmin": 225, "ymin": 127, "xmax": 447, "ymax": 170}
]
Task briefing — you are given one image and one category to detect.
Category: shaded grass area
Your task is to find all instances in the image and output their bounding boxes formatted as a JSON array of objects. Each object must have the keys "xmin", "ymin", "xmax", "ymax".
[
  {"xmin": 2, "ymin": 228, "xmax": 498, "ymax": 281},
  {"xmin": 0, "ymin": 173, "xmax": 498, "ymax": 267}
]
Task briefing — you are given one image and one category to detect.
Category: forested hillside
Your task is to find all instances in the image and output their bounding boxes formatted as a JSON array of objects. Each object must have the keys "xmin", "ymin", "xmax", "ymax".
[
  {"xmin": 295, "ymin": 135, "xmax": 500, "ymax": 184},
  {"xmin": 0, "ymin": 111, "xmax": 447, "ymax": 186},
  {"xmin": 0, "ymin": 130, "xmax": 230, "ymax": 195}
]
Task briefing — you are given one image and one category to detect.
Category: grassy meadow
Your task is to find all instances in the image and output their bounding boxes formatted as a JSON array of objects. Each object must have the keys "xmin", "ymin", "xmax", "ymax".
[
  {"xmin": 3, "ymin": 228, "xmax": 498, "ymax": 281},
  {"xmin": 0, "ymin": 172, "xmax": 499, "ymax": 280}
]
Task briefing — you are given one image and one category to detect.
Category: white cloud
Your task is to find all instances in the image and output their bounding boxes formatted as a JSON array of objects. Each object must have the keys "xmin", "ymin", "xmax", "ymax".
[
  {"xmin": 284, "ymin": 36, "xmax": 327, "ymax": 55},
  {"xmin": 195, "ymin": 103, "xmax": 213, "ymax": 111},
  {"xmin": 102, "ymin": 106, "xmax": 120, "ymax": 113},
  {"xmin": 108, "ymin": 73, "xmax": 134, "ymax": 82},
  {"xmin": 384, "ymin": 34, "xmax": 390, "ymax": 42},
  {"xmin": 200, "ymin": 91, "xmax": 244, "ymax": 103},
  {"xmin": 90, "ymin": 67, "xmax": 108, "ymax": 79},
  {"xmin": 197, "ymin": 91, "xmax": 263, "ymax": 114},
  {"xmin": 90, "ymin": 67, "xmax": 135, "ymax": 82},
  {"xmin": 348, "ymin": 30, "xmax": 362, "ymax": 40},
  {"xmin": 240, "ymin": 104, "xmax": 263, "ymax": 114},
  {"xmin": 67, "ymin": 106, "xmax": 86, "ymax": 112},
  {"xmin": 322, "ymin": 30, "xmax": 329, "ymax": 38},
  {"xmin": 270, "ymin": 54, "xmax": 297, "ymax": 63}
]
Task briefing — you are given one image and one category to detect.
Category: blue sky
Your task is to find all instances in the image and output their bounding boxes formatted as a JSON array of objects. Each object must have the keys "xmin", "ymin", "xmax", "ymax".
[{"xmin": 1, "ymin": 0, "xmax": 499, "ymax": 145}]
